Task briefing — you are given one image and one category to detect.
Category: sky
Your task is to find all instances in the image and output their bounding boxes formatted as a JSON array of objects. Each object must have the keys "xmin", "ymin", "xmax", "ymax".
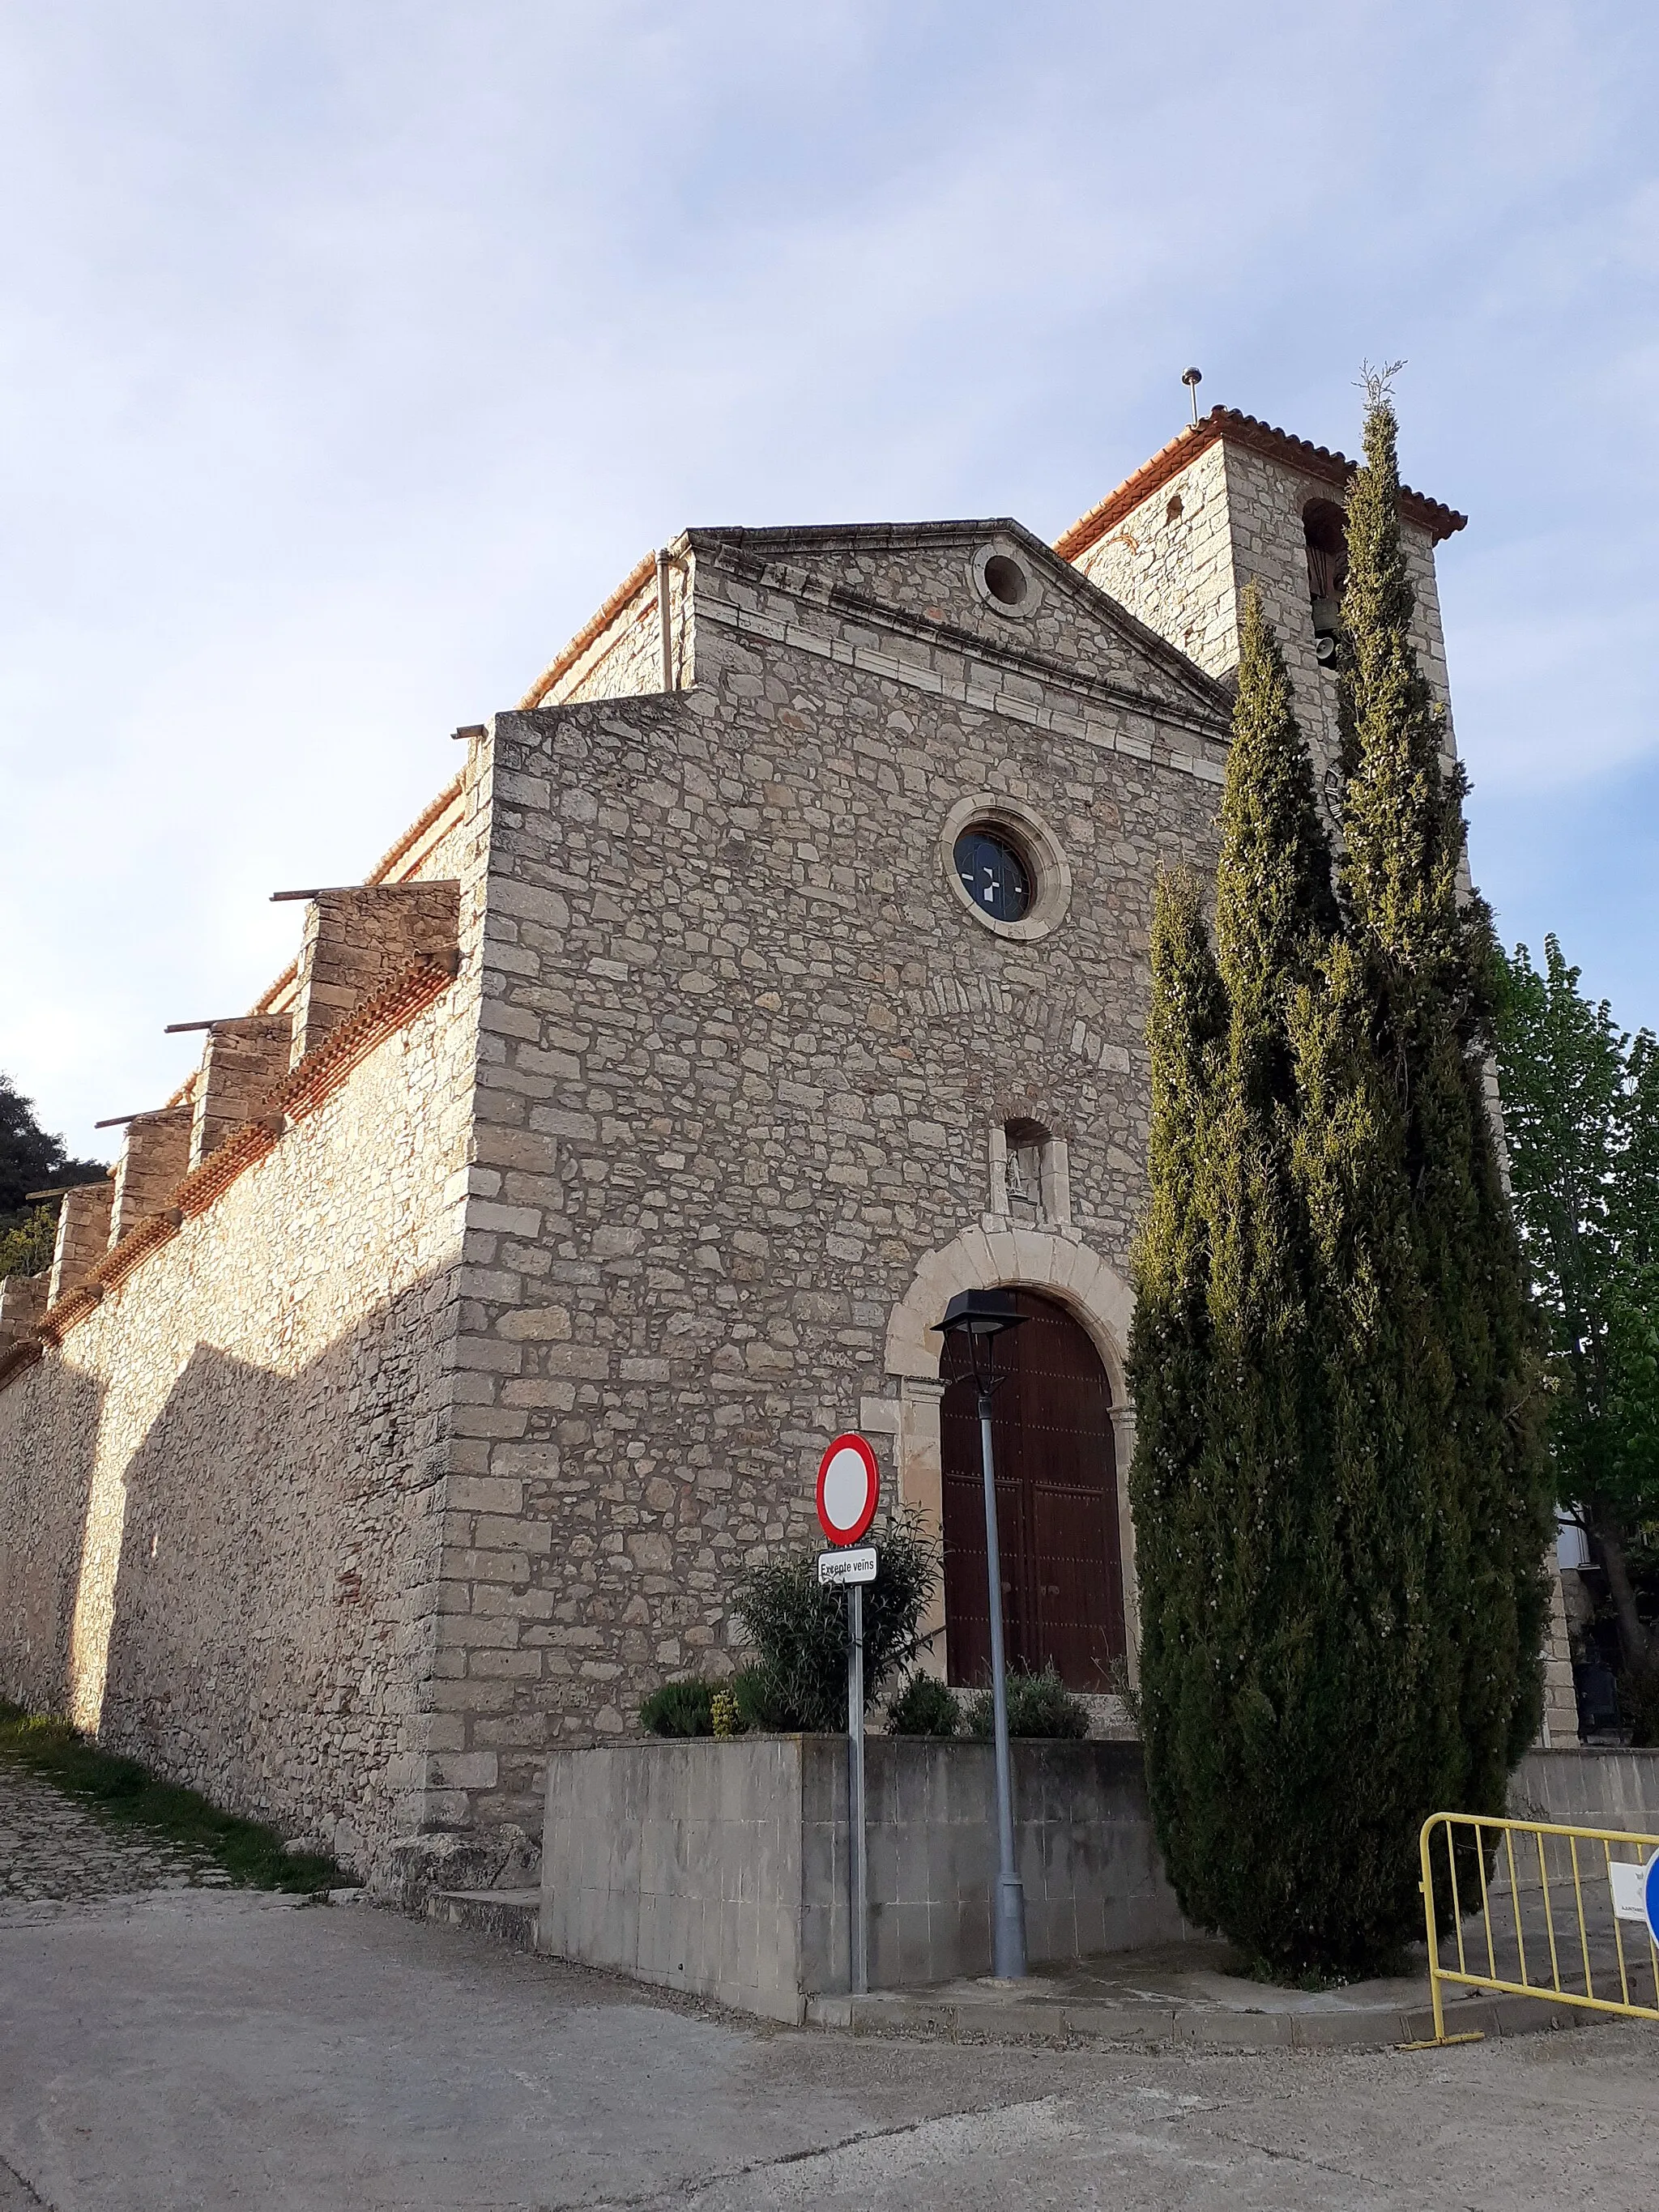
[{"xmin": 2, "ymin": 2, "xmax": 1656, "ymax": 1161}]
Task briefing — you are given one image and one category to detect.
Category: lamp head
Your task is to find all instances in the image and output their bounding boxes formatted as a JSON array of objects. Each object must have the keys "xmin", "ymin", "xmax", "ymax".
[{"xmin": 934, "ymin": 1289, "xmax": 1026, "ymax": 1341}]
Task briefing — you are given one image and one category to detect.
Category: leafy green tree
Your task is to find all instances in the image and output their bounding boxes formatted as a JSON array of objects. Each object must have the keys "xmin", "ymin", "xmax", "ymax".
[
  {"xmin": 1496, "ymin": 937, "xmax": 1659, "ymax": 1728},
  {"xmin": 0, "ymin": 1207, "xmax": 60, "ymax": 1283},
  {"xmin": 0, "ymin": 1072, "xmax": 105, "ymax": 1280},
  {"xmin": 1129, "ymin": 385, "xmax": 1551, "ymax": 1978}
]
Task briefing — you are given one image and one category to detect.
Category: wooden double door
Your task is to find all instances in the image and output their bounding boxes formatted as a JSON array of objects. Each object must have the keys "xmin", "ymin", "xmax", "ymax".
[{"xmin": 940, "ymin": 1289, "xmax": 1125, "ymax": 1691}]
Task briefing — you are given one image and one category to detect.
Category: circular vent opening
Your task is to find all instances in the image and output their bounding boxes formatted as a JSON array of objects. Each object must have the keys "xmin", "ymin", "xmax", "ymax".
[{"xmin": 982, "ymin": 554, "xmax": 1029, "ymax": 609}]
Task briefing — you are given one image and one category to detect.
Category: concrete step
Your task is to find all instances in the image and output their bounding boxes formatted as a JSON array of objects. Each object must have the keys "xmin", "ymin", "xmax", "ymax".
[
  {"xmin": 804, "ymin": 1982, "xmax": 1586, "ymax": 2051},
  {"xmin": 428, "ymin": 1887, "xmax": 540, "ymax": 1950}
]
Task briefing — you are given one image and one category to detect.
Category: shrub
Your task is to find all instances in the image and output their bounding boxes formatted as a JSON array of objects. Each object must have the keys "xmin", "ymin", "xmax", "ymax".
[
  {"xmin": 965, "ymin": 1661, "xmax": 1089, "ymax": 1741},
  {"xmin": 710, "ymin": 1690, "xmax": 741, "ymax": 1739},
  {"xmin": 638, "ymin": 1678, "xmax": 716, "ymax": 1737},
  {"xmin": 0, "ymin": 1204, "xmax": 58, "ymax": 1282},
  {"xmin": 886, "ymin": 1673, "xmax": 959, "ymax": 1737},
  {"xmin": 729, "ymin": 1509, "xmax": 940, "ymax": 1732},
  {"xmin": 728, "ymin": 1664, "xmax": 793, "ymax": 1733}
]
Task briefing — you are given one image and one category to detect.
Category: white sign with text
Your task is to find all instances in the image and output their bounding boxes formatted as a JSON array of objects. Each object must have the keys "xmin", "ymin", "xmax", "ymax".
[{"xmin": 817, "ymin": 1545, "xmax": 876, "ymax": 1588}]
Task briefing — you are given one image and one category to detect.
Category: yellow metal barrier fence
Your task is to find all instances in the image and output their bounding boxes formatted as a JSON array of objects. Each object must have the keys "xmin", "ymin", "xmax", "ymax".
[{"xmin": 1419, "ymin": 1810, "xmax": 1659, "ymax": 2045}]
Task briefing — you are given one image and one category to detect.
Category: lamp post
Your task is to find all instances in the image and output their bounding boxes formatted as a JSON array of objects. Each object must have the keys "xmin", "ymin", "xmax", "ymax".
[{"xmin": 934, "ymin": 1288, "xmax": 1028, "ymax": 1981}]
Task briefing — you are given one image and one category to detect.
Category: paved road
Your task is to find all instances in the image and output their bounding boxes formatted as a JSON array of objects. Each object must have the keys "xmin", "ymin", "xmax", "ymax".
[
  {"xmin": 0, "ymin": 1768, "xmax": 229, "ymax": 1918},
  {"xmin": 2, "ymin": 1765, "xmax": 1655, "ymax": 2210}
]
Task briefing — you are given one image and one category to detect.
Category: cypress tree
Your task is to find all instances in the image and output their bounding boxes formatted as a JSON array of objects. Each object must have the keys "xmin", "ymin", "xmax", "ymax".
[
  {"xmin": 1133, "ymin": 590, "xmax": 1375, "ymax": 1970},
  {"xmin": 1130, "ymin": 398, "xmax": 1551, "ymax": 1976},
  {"xmin": 1338, "ymin": 377, "xmax": 1551, "ymax": 1795},
  {"xmin": 1130, "ymin": 865, "xmax": 1223, "ymax": 1886}
]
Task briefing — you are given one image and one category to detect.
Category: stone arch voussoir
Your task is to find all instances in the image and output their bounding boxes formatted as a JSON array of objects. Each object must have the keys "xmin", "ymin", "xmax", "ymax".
[{"xmin": 884, "ymin": 1225, "xmax": 1133, "ymax": 1402}]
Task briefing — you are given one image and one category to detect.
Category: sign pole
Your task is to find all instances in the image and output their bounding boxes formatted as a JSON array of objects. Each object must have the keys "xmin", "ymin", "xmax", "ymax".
[
  {"xmin": 979, "ymin": 1382, "xmax": 1027, "ymax": 1980},
  {"xmin": 815, "ymin": 1431, "xmax": 879, "ymax": 2002},
  {"xmin": 847, "ymin": 1580, "xmax": 868, "ymax": 1996}
]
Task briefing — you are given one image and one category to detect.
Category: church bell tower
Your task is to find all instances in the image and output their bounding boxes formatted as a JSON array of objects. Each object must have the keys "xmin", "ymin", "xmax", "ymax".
[{"xmin": 1054, "ymin": 405, "xmax": 1469, "ymax": 813}]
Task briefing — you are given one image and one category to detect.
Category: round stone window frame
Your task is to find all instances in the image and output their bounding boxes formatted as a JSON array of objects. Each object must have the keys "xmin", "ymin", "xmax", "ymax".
[
  {"xmin": 968, "ymin": 539, "xmax": 1043, "ymax": 620},
  {"xmin": 940, "ymin": 794, "xmax": 1073, "ymax": 943}
]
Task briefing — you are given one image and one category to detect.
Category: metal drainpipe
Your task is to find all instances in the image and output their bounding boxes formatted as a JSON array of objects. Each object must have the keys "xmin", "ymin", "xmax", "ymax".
[{"xmin": 656, "ymin": 548, "xmax": 675, "ymax": 693}]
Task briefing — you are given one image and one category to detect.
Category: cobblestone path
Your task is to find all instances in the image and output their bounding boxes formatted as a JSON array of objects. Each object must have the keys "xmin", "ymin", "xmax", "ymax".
[{"xmin": 0, "ymin": 1760, "xmax": 230, "ymax": 1912}]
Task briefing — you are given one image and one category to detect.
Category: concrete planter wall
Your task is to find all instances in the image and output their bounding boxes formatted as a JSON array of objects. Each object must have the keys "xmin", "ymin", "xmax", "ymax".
[
  {"xmin": 539, "ymin": 1734, "xmax": 1190, "ymax": 2022},
  {"xmin": 1508, "ymin": 1747, "xmax": 1659, "ymax": 1833}
]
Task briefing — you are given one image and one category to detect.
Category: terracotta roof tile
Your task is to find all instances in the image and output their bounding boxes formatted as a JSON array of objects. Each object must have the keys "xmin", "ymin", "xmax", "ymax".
[
  {"xmin": 518, "ymin": 552, "xmax": 656, "ymax": 711},
  {"xmin": 367, "ymin": 776, "xmax": 465, "ymax": 885},
  {"xmin": 1053, "ymin": 406, "xmax": 1467, "ymax": 562}
]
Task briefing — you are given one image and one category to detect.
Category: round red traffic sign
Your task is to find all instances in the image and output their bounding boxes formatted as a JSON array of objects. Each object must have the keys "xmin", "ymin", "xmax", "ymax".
[{"xmin": 816, "ymin": 1433, "xmax": 880, "ymax": 1547}]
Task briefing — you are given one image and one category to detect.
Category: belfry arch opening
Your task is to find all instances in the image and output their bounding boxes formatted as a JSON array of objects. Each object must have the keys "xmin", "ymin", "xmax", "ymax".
[
  {"xmin": 1303, "ymin": 497, "xmax": 1348, "ymax": 665},
  {"xmin": 938, "ymin": 1287, "xmax": 1125, "ymax": 1691}
]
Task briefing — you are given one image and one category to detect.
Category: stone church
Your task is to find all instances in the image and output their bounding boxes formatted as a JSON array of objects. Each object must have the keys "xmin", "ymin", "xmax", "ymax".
[{"xmin": 0, "ymin": 404, "xmax": 1576, "ymax": 1874}]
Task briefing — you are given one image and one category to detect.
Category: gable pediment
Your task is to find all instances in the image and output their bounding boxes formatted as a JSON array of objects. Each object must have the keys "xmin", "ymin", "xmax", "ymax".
[{"xmin": 684, "ymin": 518, "xmax": 1233, "ymax": 742}]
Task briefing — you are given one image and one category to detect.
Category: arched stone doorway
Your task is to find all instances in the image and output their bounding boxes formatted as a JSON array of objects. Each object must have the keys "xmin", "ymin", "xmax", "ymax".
[
  {"xmin": 881, "ymin": 1222, "xmax": 1141, "ymax": 1688},
  {"xmin": 938, "ymin": 1289, "xmax": 1124, "ymax": 1690}
]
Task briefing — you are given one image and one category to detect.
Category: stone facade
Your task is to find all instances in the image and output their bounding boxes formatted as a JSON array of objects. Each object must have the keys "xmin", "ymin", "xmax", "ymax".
[
  {"xmin": 429, "ymin": 524, "xmax": 1234, "ymax": 1835},
  {"xmin": 0, "ymin": 405, "xmax": 1576, "ymax": 1870},
  {"xmin": 0, "ymin": 1272, "xmax": 45, "ymax": 1355},
  {"xmin": 108, "ymin": 1110, "xmax": 192, "ymax": 1247},
  {"xmin": 0, "ymin": 945, "xmax": 481, "ymax": 1865},
  {"xmin": 0, "ymin": 799, "xmax": 483, "ymax": 1868},
  {"xmin": 289, "ymin": 882, "xmax": 462, "ymax": 1063}
]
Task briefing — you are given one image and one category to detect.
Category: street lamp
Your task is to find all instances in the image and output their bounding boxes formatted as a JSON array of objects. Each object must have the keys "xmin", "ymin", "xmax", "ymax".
[{"xmin": 934, "ymin": 1287, "xmax": 1028, "ymax": 1980}]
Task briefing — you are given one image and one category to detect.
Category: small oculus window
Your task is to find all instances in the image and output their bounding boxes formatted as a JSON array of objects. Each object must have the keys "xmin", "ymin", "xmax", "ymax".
[
  {"xmin": 940, "ymin": 794, "xmax": 1072, "ymax": 942},
  {"xmin": 953, "ymin": 829, "xmax": 1030, "ymax": 923},
  {"xmin": 969, "ymin": 542, "xmax": 1043, "ymax": 619}
]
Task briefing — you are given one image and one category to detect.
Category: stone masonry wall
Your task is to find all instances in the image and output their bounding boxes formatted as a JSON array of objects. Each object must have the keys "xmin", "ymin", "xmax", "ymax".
[
  {"xmin": 0, "ymin": 825, "xmax": 486, "ymax": 1872},
  {"xmin": 1072, "ymin": 441, "xmax": 1237, "ymax": 682},
  {"xmin": 0, "ymin": 1273, "xmax": 45, "ymax": 1354},
  {"xmin": 0, "ymin": 457, "xmax": 1572, "ymax": 1862},
  {"xmin": 49, "ymin": 1182, "xmax": 113, "ymax": 1303},
  {"xmin": 108, "ymin": 1110, "xmax": 192, "ymax": 1247},
  {"xmin": 425, "ymin": 528, "xmax": 1230, "ymax": 1837},
  {"xmin": 190, "ymin": 1017, "xmax": 293, "ymax": 1167}
]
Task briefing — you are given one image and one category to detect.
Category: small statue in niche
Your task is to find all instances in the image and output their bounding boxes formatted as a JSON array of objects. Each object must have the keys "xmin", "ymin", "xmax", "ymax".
[{"xmin": 1005, "ymin": 1140, "xmax": 1045, "ymax": 1225}]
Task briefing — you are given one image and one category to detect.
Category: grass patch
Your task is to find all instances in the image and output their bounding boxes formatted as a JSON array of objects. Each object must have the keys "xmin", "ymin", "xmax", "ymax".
[{"xmin": 0, "ymin": 1703, "xmax": 350, "ymax": 1894}]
